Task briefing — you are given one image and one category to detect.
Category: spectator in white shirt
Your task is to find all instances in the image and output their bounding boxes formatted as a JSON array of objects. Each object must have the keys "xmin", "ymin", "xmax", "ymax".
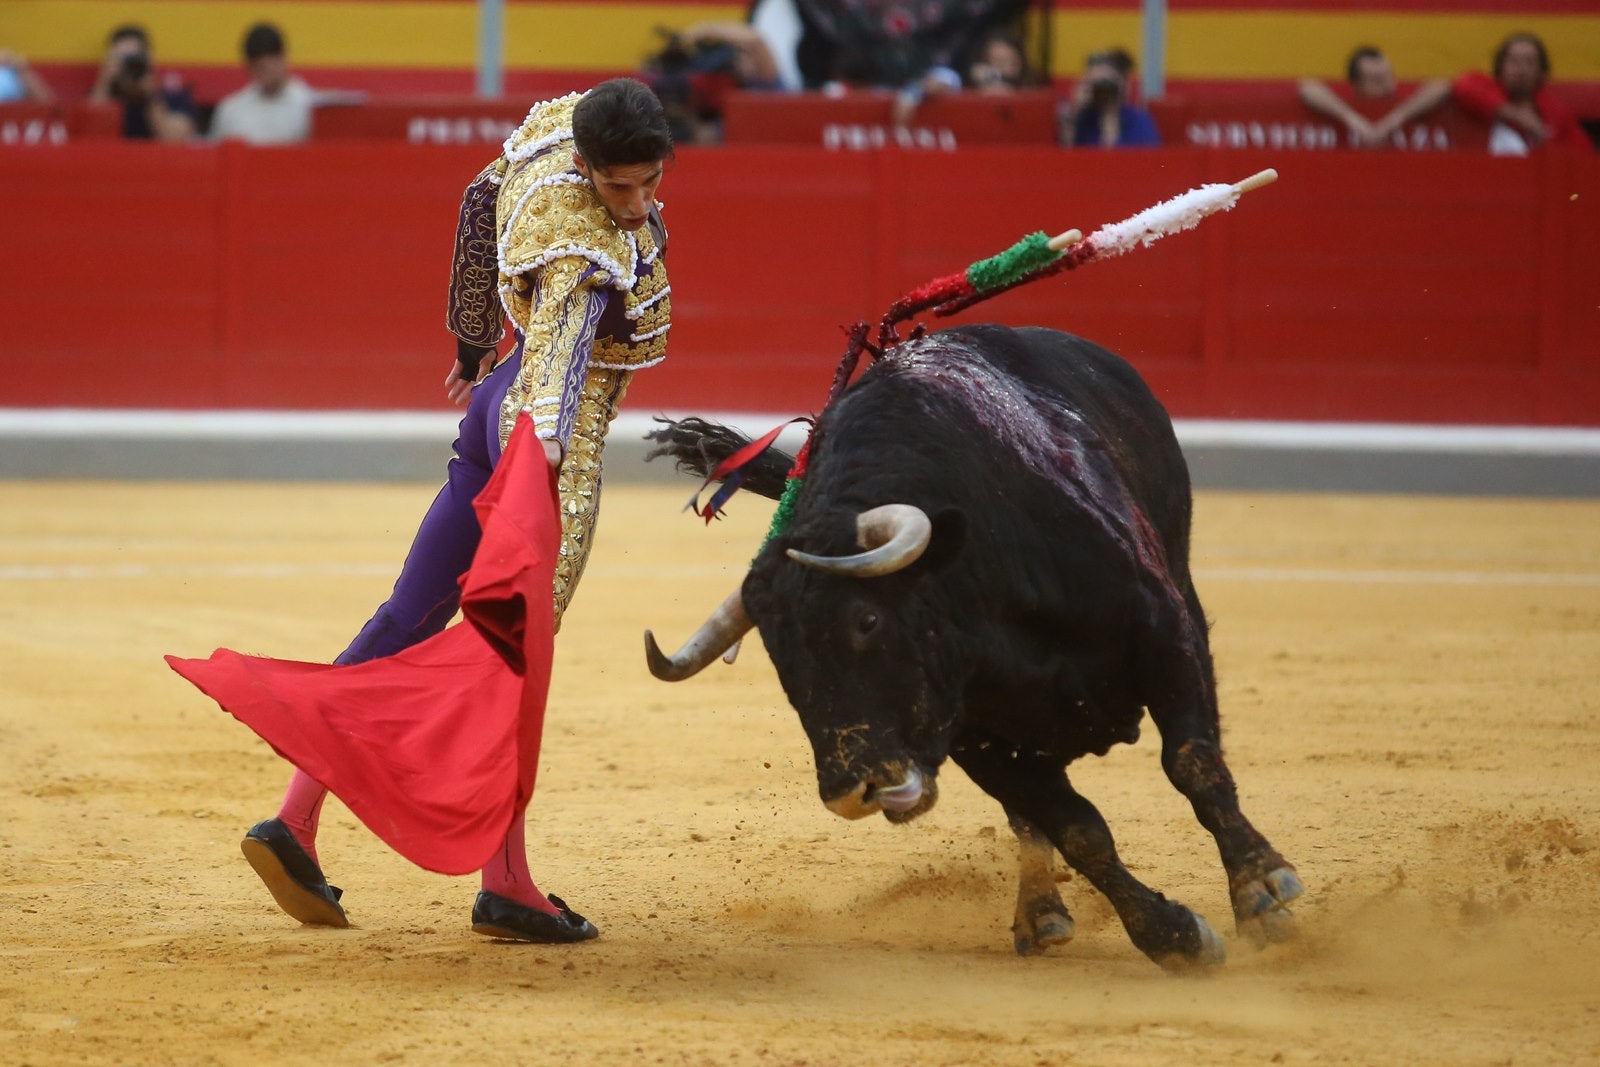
[{"xmin": 210, "ymin": 23, "xmax": 314, "ymax": 145}]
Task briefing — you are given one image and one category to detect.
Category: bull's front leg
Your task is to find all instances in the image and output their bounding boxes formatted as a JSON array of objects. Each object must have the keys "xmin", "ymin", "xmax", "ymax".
[
  {"xmin": 1144, "ymin": 598, "xmax": 1303, "ymax": 946},
  {"xmin": 1007, "ymin": 815, "xmax": 1074, "ymax": 957},
  {"xmin": 952, "ymin": 737, "xmax": 1225, "ymax": 971}
]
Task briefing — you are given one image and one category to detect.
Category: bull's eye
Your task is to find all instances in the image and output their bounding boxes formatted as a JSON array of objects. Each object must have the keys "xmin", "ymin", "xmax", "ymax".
[{"xmin": 857, "ymin": 611, "xmax": 880, "ymax": 635}]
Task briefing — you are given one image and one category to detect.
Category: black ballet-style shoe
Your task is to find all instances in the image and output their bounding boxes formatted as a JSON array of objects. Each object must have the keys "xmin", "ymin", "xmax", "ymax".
[
  {"xmin": 470, "ymin": 890, "xmax": 599, "ymax": 943},
  {"xmin": 240, "ymin": 818, "xmax": 349, "ymax": 928}
]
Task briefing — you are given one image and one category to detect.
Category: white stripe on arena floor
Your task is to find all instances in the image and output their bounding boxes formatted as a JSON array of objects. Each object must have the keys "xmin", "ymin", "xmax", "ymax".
[
  {"xmin": 2, "ymin": 409, "xmax": 1598, "ymax": 495},
  {"xmin": 4, "ymin": 409, "xmax": 1600, "ymax": 455},
  {"xmin": 3, "ymin": 561, "xmax": 1598, "ymax": 587}
]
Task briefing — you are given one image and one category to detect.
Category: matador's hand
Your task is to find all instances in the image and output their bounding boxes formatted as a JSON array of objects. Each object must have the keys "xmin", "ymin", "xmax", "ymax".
[{"xmin": 444, "ymin": 359, "xmax": 476, "ymax": 406}]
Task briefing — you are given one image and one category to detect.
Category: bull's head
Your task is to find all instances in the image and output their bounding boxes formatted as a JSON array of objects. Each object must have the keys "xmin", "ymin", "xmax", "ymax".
[{"xmin": 645, "ymin": 503, "xmax": 966, "ymax": 824}]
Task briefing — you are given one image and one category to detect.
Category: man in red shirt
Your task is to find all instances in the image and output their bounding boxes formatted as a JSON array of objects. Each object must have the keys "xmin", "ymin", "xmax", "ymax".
[
  {"xmin": 1298, "ymin": 46, "xmax": 1450, "ymax": 148},
  {"xmin": 1453, "ymin": 32, "xmax": 1592, "ymax": 154}
]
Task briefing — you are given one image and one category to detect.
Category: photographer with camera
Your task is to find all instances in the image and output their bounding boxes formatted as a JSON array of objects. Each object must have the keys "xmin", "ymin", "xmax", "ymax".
[
  {"xmin": 1062, "ymin": 47, "xmax": 1160, "ymax": 148},
  {"xmin": 889, "ymin": 30, "xmax": 1032, "ymax": 128},
  {"xmin": 641, "ymin": 21, "xmax": 785, "ymax": 144},
  {"xmin": 89, "ymin": 24, "xmax": 196, "ymax": 141}
]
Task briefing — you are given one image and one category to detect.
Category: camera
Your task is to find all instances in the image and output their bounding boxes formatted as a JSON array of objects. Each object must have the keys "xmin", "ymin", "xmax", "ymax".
[
  {"xmin": 642, "ymin": 28, "xmax": 738, "ymax": 139},
  {"xmin": 120, "ymin": 52, "xmax": 149, "ymax": 81},
  {"xmin": 974, "ymin": 65, "xmax": 1007, "ymax": 89},
  {"xmin": 1088, "ymin": 75, "xmax": 1122, "ymax": 107}
]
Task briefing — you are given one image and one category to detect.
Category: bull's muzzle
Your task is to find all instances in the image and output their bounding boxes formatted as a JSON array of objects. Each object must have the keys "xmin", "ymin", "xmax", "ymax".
[{"xmin": 823, "ymin": 765, "xmax": 925, "ymax": 820}]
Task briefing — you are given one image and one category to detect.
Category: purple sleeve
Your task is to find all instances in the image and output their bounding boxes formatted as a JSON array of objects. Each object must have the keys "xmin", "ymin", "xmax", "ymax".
[{"xmin": 446, "ymin": 163, "xmax": 507, "ymax": 350}]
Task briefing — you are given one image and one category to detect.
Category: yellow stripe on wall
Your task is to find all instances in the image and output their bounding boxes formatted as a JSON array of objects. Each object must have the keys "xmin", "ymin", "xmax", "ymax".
[
  {"xmin": 1164, "ymin": 13, "xmax": 1600, "ymax": 80},
  {"xmin": 507, "ymin": 4, "xmax": 748, "ymax": 70},
  {"xmin": 5, "ymin": 2, "xmax": 1598, "ymax": 79},
  {"xmin": 1051, "ymin": 11, "xmax": 1600, "ymax": 80},
  {"xmin": 1, "ymin": 0, "xmax": 745, "ymax": 69},
  {"xmin": 7, "ymin": 1, "xmax": 476, "ymax": 67}
]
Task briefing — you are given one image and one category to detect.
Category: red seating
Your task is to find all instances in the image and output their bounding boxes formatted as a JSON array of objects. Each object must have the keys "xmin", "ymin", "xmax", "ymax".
[
  {"xmin": 0, "ymin": 102, "xmax": 121, "ymax": 143},
  {"xmin": 721, "ymin": 90, "xmax": 1059, "ymax": 148},
  {"xmin": 1148, "ymin": 93, "xmax": 1492, "ymax": 153},
  {"xmin": 311, "ymin": 97, "xmax": 534, "ymax": 144}
]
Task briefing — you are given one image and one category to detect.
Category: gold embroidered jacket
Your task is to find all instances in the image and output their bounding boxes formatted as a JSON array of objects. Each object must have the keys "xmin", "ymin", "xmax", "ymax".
[{"xmin": 444, "ymin": 92, "xmax": 671, "ymax": 448}]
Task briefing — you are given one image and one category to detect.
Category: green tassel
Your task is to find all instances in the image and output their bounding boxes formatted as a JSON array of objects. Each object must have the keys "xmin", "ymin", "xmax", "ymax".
[
  {"xmin": 965, "ymin": 231, "xmax": 1059, "ymax": 294},
  {"xmin": 760, "ymin": 476, "xmax": 804, "ymax": 555}
]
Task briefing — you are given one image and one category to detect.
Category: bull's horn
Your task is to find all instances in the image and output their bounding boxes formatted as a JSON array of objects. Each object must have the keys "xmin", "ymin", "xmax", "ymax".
[
  {"xmin": 786, "ymin": 504, "xmax": 932, "ymax": 577},
  {"xmin": 644, "ymin": 588, "xmax": 753, "ymax": 681}
]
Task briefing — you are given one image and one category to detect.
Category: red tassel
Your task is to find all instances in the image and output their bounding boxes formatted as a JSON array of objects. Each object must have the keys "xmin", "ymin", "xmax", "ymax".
[{"xmin": 686, "ymin": 417, "xmax": 811, "ymax": 523}]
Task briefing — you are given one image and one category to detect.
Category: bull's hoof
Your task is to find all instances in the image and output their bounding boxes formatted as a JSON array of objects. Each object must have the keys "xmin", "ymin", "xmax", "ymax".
[
  {"xmin": 1233, "ymin": 866, "xmax": 1304, "ymax": 948},
  {"xmin": 1012, "ymin": 906, "xmax": 1075, "ymax": 957},
  {"xmin": 1156, "ymin": 912, "xmax": 1227, "ymax": 973}
]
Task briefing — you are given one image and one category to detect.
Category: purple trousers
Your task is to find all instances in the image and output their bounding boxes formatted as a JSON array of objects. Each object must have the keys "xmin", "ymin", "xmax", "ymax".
[{"xmin": 336, "ymin": 352, "xmax": 520, "ymax": 666}]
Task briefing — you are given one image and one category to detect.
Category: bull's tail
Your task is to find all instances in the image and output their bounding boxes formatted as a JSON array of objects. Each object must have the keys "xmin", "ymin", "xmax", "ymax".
[{"xmin": 643, "ymin": 417, "xmax": 796, "ymax": 501}]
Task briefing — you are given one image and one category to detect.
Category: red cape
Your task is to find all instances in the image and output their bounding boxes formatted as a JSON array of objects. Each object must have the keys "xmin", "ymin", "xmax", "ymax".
[{"xmin": 166, "ymin": 417, "xmax": 558, "ymax": 876}]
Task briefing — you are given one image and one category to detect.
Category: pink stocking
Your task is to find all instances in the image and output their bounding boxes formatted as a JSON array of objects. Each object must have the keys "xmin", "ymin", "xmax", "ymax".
[
  {"xmin": 480, "ymin": 809, "xmax": 557, "ymax": 914},
  {"xmin": 276, "ymin": 769, "xmax": 328, "ymax": 865}
]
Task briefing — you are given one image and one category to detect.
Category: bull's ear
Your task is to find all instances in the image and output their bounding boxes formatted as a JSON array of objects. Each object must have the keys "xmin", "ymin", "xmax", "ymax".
[{"xmin": 919, "ymin": 507, "xmax": 967, "ymax": 573}]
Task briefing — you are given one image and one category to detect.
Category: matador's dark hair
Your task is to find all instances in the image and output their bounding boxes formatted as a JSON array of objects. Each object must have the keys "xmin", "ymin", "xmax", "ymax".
[{"xmin": 573, "ymin": 77, "xmax": 674, "ymax": 171}]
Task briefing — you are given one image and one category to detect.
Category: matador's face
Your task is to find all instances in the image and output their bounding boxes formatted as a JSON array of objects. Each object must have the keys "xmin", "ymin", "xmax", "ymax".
[{"xmin": 573, "ymin": 152, "xmax": 664, "ymax": 232}]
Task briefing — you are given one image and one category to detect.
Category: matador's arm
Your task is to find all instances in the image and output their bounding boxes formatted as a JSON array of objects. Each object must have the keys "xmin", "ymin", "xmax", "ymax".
[
  {"xmin": 497, "ymin": 256, "xmax": 612, "ymax": 450},
  {"xmin": 445, "ymin": 161, "xmax": 508, "ymax": 381}
]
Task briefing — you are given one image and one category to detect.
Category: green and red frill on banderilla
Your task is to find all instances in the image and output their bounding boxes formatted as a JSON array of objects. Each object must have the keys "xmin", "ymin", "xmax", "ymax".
[{"xmin": 685, "ymin": 171, "xmax": 1277, "ymax": 543}]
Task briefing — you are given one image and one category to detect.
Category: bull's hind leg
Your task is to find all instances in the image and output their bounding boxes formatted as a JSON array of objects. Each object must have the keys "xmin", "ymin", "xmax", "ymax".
[
  {"xmin": 1162, "ymin": 732, "xmax": 1301, "ymax": 946},
  {"xmin": 1145, "ymin": 593, "xmax": 1303, "ymax": 946},
  {"xmin": 1008, "ymin": 816, "xmax": 1074, "ymax": 957},
  {"xmin": 953, "ymin": 740, "xmax": 1225, "ymax": 971}
]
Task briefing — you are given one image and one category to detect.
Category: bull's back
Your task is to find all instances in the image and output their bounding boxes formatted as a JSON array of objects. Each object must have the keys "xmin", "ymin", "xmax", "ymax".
[
  {"xmin": 817, "ymin": 325, "xmax": 1192, "ymax": 566},
  {"xmin": 940, "ymin": 324, "xmax": 1193, "ymax": 578},
  {"xmin": 969, "ymin": 326, "xmax": 1174, "ymax": 444}
]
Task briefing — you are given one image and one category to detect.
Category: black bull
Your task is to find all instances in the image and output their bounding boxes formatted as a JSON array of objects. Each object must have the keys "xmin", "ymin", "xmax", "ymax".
[{"xmin": 644, "ymin": 324, "xmax": 1302, "ymax": 970}]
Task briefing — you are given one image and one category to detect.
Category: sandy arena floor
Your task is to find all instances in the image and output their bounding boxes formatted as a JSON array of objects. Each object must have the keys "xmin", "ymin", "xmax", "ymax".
[{"xmin": 2, "ymin": 479, "xmax": 1598, "ymax": 1066}]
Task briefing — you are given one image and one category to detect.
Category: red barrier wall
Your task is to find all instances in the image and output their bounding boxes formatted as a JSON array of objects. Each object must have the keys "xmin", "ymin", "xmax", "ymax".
[{"xmin": 1, "ymin": 144, "xmax": 1596, "ymax": 425}]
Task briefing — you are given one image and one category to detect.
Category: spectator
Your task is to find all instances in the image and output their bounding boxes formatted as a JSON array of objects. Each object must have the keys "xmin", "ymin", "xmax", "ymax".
[
  {"xmin": 0, "ymin": 48, "xmax": 55, "ymax": 104},
  {"xmin": 1453, "ymin": 32, "xmax": 1591, "ymax": 154},
  {"xmin": 1298, "ymin": 46, "xmax": 1450, "ymax": 148},
  {"xmin": 891, "ymin": 29, "xmax": 1033, "ymax": 126},
  {"xmin": 676, "ymin": 21, "xmax": 785, "ymax": 90},
  {"xmin": 964, "ymin": 30, "xmax": 1034, "ymax": 93},
  {"xmin": 1064, "ymin": 48, "xmax": 1160, "ymax": 148},
  {"xmin": 796, "ymin": 0, "xmax": 1028, "ymax": 92},
  {"xmin": 749, "ymin": 0, "xmax": 806, "ymax": 92},
  {"xmin": 88, "ymin": 24, "xmax": 196, "ymax": 141},
  {"xmin": 210, "ymin": 23, "xmax": 315, "ymax": 145},
  {"xmin": 641, "ymin": 21, "xmax": 782, "ymax": 144}
]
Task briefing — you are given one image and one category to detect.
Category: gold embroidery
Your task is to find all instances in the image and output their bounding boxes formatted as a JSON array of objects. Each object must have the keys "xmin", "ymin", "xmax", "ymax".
[
  {"xmin": 498, "ymin": 258, "xmax": 595, "ymax": 448},
  {"xmin": 504, "ymin": 94, "xmax": 579, "ymax": 159},
  {"xmin": 629, "ymin": 257, "xmax": 668, "ymax": 305},
  {"xmin": 490, "ymin": 90, "xmax": 671, "ymax": 616},
  {"xmin": 592, "ymin": 253, "xmax": 670, "ymax": 369},
  {"xmin": 448, "ymin": 161, "xmax": 507, "ymax": 347},
  {"xmin": 551, "ymin": 370, "xmax": 633, "ymax": 629},
  {"xmin": 492, "ymin": 91, "xmax": 671, "ymax": 395}
]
